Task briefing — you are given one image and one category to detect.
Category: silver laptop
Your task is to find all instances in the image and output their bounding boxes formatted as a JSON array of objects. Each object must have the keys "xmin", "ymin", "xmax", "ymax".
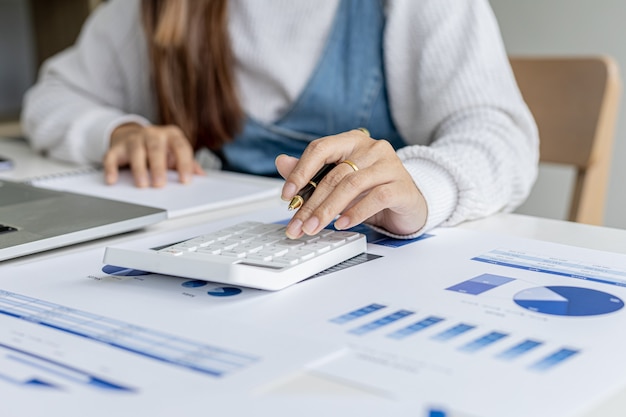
[{"xmin": 0, "ymin": 180, "xmax": 167, "ymax": 261}]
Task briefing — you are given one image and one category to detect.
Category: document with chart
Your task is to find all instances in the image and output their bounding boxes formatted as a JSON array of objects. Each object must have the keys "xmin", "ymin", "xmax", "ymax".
[
  {"xmin": 216, "ymin": 223, "xmax": 626, "ymax": 417},
  {"xmin": 2, "ymin": 206, "xmax": 626, "ymax": 417},
  {"xmin": 0, "ymin": 212, "xmax": 345, "ymax": 416}
]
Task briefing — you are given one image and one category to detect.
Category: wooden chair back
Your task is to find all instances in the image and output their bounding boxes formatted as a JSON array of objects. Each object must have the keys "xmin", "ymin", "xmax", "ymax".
[{"xmin": 510, "ymin": 56, "xmax": 621, "ymax": 225}]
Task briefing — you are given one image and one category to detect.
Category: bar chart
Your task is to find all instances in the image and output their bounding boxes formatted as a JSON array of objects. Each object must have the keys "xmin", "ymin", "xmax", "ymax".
[
  {"xmin": 329, "ymin": 302, "xmax": 581, "ymax": 372},
  {"xmin": 0, "ymin": 290, "xmax": 259, "ymax": 379},
  {"xmin": 446, "ymin": 274, "xmax": 515, "ymax": 295},
  {"xmin": 472, "ymin": 248, "xmax": 626, "ymax": 287}
]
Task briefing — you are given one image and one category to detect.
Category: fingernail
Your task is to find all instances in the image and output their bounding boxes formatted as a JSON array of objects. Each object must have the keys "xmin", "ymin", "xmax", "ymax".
[
  {"xmin": 334, "ymin": 216, "xmax": 350, "ymax": 230},
  {"xmin": 282, "ymin": 182, "xmax": 297, "ymax": 201},
  {"xmin": 154, "ymin": 176, "xmax": 166, "ymax": 188},
  {"xmin": 302, "ymin": 216, "xmax": 320, "ymax": 235},
  {"xmin": 286, "ymin": 218, "xmax": 303, "ymax": 239},
  {"xmin": 137, "ymin": 177, "xmax": 148, "ymax": 188}
]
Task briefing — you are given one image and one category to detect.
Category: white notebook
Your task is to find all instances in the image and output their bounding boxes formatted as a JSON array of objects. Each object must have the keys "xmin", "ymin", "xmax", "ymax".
[{"xmin": 30, "ymin": 169, "xmax": 283, "ymax": 218}]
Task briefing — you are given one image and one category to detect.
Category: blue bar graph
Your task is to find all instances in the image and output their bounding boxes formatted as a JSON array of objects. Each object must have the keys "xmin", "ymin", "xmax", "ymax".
[
  {"xmin": 0, "ymin": 290, "xmax": 259, "ymax": 378},
  {"xmin": 530, "ymin": 348, "xmax": 579, "ymax": 371},
  {"xmin": 446, "ymin": 274, "xmax": 515, "ymax": 295},
  {"xmin": 387, "ymin": 316, "xmax": 445, "ymax": 339},
  {"xmin": 0, "ymin": 343, "xmax": 132, "ymax": 391},
  {"xmin": 472, "ymin": 249, "xmax": 626, "ymax": 287},
  {"xmin": 431, "ymin": 323, "xmax": 476, "ymax": 342},
  {"xmin": 348, "ymin": 310, "xmax": 414, "ymax": 335},
  {"xmin": 0, "ymin": 373, "xmax": 59, "ymax": 389},
  {"xmin": 496, "ymin": 339, "xmax": 543, "ymax": 360},
  {"xmin": 459, "ymin": 331, "xmax": 508, "ymax": 352},
  {"xmin": 328, "ymin": 302, "xmax": 581, "ymax": 374},
  {"xmin": 330, "ymin": 303, "xmax": 387, "ymax": 324}
]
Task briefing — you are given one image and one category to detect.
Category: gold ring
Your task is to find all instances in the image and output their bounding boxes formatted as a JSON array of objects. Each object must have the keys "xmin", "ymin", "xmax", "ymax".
[
  {"xmin": 340, "ymin": 160, "xmax": 359, "ymax": 172},
  {"xmin": 357, "ymin": 127, "xmax": 370, "ymax": 137}
]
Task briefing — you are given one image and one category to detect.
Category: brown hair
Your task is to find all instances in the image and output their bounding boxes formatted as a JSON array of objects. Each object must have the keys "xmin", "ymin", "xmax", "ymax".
[{"xmin": 141, "ymin": 0, "xmax": 242, "ymax": 150}]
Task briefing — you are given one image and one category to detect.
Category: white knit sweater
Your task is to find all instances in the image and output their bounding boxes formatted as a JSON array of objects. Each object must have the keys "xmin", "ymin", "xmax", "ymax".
[{"xmin": 21, "ymin": 0, "xmax": 538, "ymax": 236}]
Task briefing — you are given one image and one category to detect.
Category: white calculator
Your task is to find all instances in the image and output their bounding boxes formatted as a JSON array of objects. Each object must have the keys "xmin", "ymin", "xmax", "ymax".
[{"xmin": 103, "ymin": 221, "xmax": 367, "ymax": 291}]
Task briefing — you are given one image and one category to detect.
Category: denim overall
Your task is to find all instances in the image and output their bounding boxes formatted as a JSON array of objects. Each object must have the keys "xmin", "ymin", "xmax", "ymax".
[{"xmin": 220, "ymin": 0, "xmax": 406, "ymax": 176}]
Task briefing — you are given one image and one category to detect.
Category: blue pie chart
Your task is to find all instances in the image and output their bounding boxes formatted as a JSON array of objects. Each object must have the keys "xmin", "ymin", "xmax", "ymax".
[
  {"xmin": 181, "ymin": 280, "xmax": 208, "ymax": 288},
  {"xmin": 102, "ymin": 265, "xmax": 150, "ymax": 276},
  {"xmin": 207, "ymin": 287, "xmax": 242, "ymax": 297},
  {"xmin": 514, "ymin": 286, "xmax": 624, "ymax": 316}
]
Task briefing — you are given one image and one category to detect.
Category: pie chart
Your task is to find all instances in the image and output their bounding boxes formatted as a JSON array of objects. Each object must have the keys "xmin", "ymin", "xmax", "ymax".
[
  {"xmin": 181, "ymin": 280, "xmax": 208, "ymax": 288},
  {"xmin": 102, "ymin": 265, "xmax": 150, "ymax": 276},
  {"xmin": 207, "ymin": 287, "xmax": 242, "ymax": 297},
  {"xmin": 513, "ymin": 286, "xmax": 623, "ymax": 316}
]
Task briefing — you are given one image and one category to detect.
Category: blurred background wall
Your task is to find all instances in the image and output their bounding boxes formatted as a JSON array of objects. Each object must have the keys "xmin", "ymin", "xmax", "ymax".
[{"xmin": 0, "ymin": 0, "xmax": 98, "ymax": 136}]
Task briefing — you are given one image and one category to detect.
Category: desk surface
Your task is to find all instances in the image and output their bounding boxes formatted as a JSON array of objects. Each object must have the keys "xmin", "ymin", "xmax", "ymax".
[
  {"xmin": 461, "ymin": 212, "xmax": 626, "ymax": 255},
  {"xmin": 2, "ymin": 137, "xmax": 626, "ymax": 417}
]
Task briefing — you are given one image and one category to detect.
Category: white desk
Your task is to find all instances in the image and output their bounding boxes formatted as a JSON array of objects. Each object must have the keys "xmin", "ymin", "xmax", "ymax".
[
  {"xmin": 2, "ymin": 137, "xmax": 626, "ymax": 417},
  {"xmin": 461, "ymin": 212, "xmax": 626, "ymax": 255}
]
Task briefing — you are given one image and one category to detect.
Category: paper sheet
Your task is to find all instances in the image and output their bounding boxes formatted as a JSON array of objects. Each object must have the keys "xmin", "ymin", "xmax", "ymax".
[
  {"xmin": 0, "ymin": 210, "xmax": 345, "ymax": 416},
  {"xmin": 212, "ymin": 222, "xmax": 626, "ymax": 417},
  {"xmin": 4, "ymin": 206, "xmax": 626, "ymax": 416}
]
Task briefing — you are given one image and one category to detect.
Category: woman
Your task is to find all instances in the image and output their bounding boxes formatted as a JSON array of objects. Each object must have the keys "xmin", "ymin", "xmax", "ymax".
[{"xmin": 21, "ymin": 0, "xmax": 538, "ymax": 240}]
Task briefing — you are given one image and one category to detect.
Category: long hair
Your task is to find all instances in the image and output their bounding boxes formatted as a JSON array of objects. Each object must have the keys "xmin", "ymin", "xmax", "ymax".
[{"xmin": 141, "ymin": 0, "xmax": 242, "ymax": 150}]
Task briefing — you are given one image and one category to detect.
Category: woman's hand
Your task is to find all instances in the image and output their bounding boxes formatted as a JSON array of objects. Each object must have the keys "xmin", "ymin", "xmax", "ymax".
[
  {"xmin": 276, "ymin": 129, "xmax": 428, "ymax": 239},
  {"xmin": 103, "ymin": 123, "xmax": 204, "ymax": 187}
]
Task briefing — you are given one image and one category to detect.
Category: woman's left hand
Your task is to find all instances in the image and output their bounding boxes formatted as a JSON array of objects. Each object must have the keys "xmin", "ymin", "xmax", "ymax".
[{"xmin": 276, "ymin": 129, "xmax": 428, "ymax": 239}]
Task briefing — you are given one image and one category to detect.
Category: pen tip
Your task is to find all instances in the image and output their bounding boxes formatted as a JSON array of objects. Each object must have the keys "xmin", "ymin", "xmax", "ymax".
[{"xmin": 288, "ymin": 196, "xmax": 303, "ymax": 211}]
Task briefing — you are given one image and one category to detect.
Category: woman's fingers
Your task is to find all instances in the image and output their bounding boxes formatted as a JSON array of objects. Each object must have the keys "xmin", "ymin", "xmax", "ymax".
[
  {"xmin": 165, "ymin": 126, "xmax": 198, "ymax": 184},
  {"xmin": 283, "ymin": 131, "xmax": 427, "ymax": 238},
  {"xmin": 104, "ymin": 123, "xmax": 141, "ymax": 185},
  {"xmin": 104, "ymin": 124, "xmax": 198, "ymax": 188},
  {"xmin": 339, "ymin": 171, "xmax": 427, "ymax": 235},
  {"xmin": 286, "ymin": 161, "xmax": 361, "ymax": 237},
  {"xmin": 144, "ymin": 128, "xmax": 169, "ymax": 187},
  {"xmin": 281, "ymin": 129, "xmax": 367, "ymax": 202},
  {"xmin": 192, "ymin": 160, "xmax": 206, "ymax": 176},
  {"xmin": 103, "ymin": 147, "xmax": 122, "ymax": 185},
  {"xmin": 275, "ymin": 154, "xmax": 299, "ymax": 180},
  {"xmin": 128, "ymin": 134, "xmax": 150, "ymax": 187},
  {"xmin": 276, "ymin": 154, "xmax": 300, "ymax": 201}
]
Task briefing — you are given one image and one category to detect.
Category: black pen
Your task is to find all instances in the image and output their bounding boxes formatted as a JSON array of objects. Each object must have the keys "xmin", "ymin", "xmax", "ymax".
[{"xmin": 288, "ymin": 163, "xmax": 336, "ymax": 210}]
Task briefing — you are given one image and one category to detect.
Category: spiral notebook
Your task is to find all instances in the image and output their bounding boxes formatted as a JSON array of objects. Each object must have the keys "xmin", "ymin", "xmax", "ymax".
[{"xmin": 30, "ymin": 169, "xmax": 283, "ymax": 219}]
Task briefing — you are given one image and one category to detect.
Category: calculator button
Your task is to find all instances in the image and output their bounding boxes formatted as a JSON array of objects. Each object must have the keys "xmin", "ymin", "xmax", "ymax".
[
  {"xmin": 275, "ymin": 240, "xmax": 305, "ymax": 248},
  {"xmin": 272, "ymin": 255, "xmax": 300, "ymax": 266},
  {"xmin": 197, "ymin": 247, "xmax": 222, "ymax": 255},
  {"xmin": 247, "ymin": 253, "xmax": 274, "ymax": 262},
  {"xmin": 306, "ymin": 243, "xmax": 331, "ymax": 254},
  {"xmin": 261, "ymin": 246, "xmax": 289, "ymax": 257},
  {"xmin": 331, "ymin": 231, "xmax": 360, "ymax": 241},
  {"xmin": 221, "ymin": 251, "xmax": 247, "ymax": 258},
  {"xmin": 290, "ymin": 249, "xmax": 316, "ymax": 261},
  {"xmin": 158, "ymin": 248, "xmax": 184, "ymax": 256}
]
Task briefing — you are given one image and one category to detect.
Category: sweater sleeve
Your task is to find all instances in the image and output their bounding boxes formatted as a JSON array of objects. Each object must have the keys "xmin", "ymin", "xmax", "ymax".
[
  {"xmin": 383, "ymin": 0, "xmax": 539, "ymax": 237},
  {"xmin": 21, "ymin": 0, "xmax": 153, "ymax": 165}
]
